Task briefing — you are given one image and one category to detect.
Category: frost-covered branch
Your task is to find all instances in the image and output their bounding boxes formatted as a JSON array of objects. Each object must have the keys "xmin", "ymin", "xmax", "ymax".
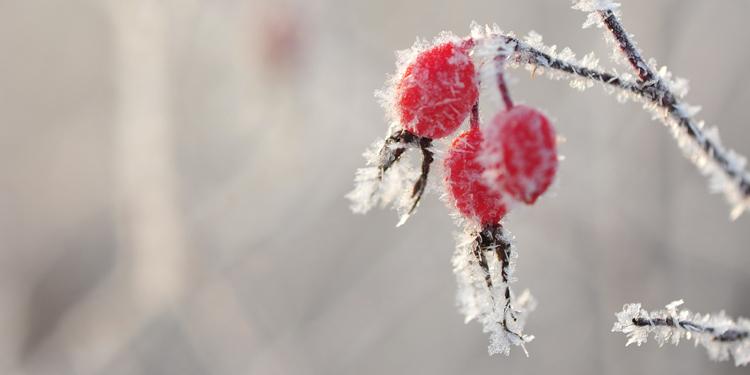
[
  {"xmin": 613, "ymin": 300, "xmax": 750, "ymax": 366},
  {"xmin": 476, "ymin": 2, "xmax": 750, "ymax": 218},
  {"xmin": 597, "ymin": 9, "xmax": 654, "ymax": 82}
]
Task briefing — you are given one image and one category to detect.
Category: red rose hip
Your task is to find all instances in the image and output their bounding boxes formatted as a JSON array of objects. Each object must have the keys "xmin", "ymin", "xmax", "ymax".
[
  {"xmin": 484, "ymin": 105, "xmax": 558, "ymax": 204},
  {"xmin": 445, "ymin": 127, "xmax": 508, "ymax": 225},
  {"xmin": 396, "ymin": 41, "xmax": 478, "ymax": 139}
]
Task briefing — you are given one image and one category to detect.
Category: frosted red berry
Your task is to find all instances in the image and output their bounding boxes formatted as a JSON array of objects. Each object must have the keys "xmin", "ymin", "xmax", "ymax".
[
  {"xmin": 396, "ymin": 41, "xmax": 478, "ymax": 139},
  {"xmin": 445, "ymin": 127, "xmax": 508, "ymax": 225},
  {"xmin": 484, "ymin": 105, "xmax": 558, "ymax": 204}
]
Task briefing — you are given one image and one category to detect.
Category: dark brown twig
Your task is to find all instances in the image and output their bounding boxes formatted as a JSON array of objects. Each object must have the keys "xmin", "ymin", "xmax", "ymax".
[{"xmin": 632, "ymin": 316, "xmax": 749, "ymax": 343}]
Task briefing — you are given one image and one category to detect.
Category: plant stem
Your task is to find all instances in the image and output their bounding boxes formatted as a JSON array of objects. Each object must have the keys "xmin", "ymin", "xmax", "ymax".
[
  {"xmin": 598, "ymin": 9, "xmax": 654, "ymax": 82},
  {"xmin": 495, "ymin": 56, "xmax": 515, "ymax": 110},
  {"xmin": 632, "ymin": 316, "xmax": 750, "ymax": 343}
]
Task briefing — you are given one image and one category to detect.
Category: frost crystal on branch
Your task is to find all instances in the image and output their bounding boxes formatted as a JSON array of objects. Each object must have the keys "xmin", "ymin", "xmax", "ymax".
[
  {"xmin": 612, "ymin": 300, "xmax": 750, "ymax": 366},
  {"xmin": 346, "ymin": 136, "xmax": 423, "ymax": 225},
  {"xmin": 468, "ymin": 4, "xmax": 750, "ymax": 218},
  {"xmin": 452, "ymin": 224, "xmax": 535, "ymax": 356}
]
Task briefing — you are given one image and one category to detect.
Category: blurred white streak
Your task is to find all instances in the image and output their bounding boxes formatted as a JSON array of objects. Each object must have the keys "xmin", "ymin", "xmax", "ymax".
[
  {"xmin": 110, "ymin": 0, "xmax": 186, "ymax": 316},
  {"xmin": 42, "ymin": 1, "xmax": 188, "ymax": 373}
]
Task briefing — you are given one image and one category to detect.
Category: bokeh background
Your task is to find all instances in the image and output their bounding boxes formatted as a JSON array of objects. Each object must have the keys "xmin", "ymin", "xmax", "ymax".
[{"xmin": 1, "ymin": 0, "xmax": 750, "ymax": 374}]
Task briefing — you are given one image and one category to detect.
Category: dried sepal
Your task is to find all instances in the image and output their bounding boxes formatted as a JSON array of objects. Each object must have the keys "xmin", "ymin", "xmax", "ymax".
[{"xmin": 453, "ymin": 224, "xmax": 536, "ymax": 356}]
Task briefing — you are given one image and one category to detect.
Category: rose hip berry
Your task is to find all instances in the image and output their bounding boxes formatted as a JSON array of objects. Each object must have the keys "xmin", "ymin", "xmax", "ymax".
[
  {"xmin": 484, "ymin": 105, "xmax": 558, "ymax": 205},
  {"xmin": 445, "ymin": 127, "xmax": 508, "ymax": 225},
  {"xmin": 396, "ymin": 41, "xmax": 478, "ymax": 139}
]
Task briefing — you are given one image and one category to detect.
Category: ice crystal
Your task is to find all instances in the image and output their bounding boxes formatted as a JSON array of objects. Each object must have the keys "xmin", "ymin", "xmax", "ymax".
[
  {"xmin": 346, "ymin": 137, "xmax": 421, "ymax": 225},
  {"xmin": 452, "ymin": 226, "xmax": 536, "ymax": 356},
  {"xmin": 516, "ymin": 31, "xmax": 603, "ymax": 91},
  {"xmin": 613, "ymin": 300, "xmax": 750, "ymax": 366},
  {"xmin": 572, "ymin": 0, "xmax": 620, "ymax": 29},
  {"xmin": 642, "ymin": 104, "xmax": 750, "ymax": 219}
]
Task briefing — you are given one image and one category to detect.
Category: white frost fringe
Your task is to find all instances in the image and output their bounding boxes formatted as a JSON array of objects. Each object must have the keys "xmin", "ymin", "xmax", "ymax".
[
  {"xmin": 346, "ymin": 138, "xmax": 420, "ymax": 226},
  {"xmin": 612, "ymin": 300, "xmax": 750, "ymax": 366},
  {"xmin": 452, "ymin": 228, "xmax": 536, "ymax": 356}
]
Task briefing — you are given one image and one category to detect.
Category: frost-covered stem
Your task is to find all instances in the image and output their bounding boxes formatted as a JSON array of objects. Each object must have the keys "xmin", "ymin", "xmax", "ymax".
[
  {"xmin": 598, "ymin": 9, "xmax": 654, "ymax": 82},
  {"xmin": 470, "ymin": 103, "xmax": 480, "ymax": 129},
  {"xmin": 613, "ymin": 300, "xmax": 750, "ymax": 366},
  {"xmin": 598, "ymin": 8, "xmax": 750, "ymax": 205},
  {"xmin": 497, "ymin": 35, "xmax": 648, "ymax": 100},
  {"xmin": 632, "ymin": 316, "xmax": 749, "ymax": 342},
  {"xmin": 494, "ymin": 56, "xmax": 514, "ymax": 110},
  {"xmin": 494, "ymin": 33, "xmax": 750, "ymax": 207}
]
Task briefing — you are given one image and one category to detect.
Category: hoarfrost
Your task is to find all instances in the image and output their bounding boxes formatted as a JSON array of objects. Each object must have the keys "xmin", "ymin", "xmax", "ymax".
[
  {"xmin": 644, "ymin": 105, "xmax": 750, "ymax": 219},
  {"xmin": 613, "ymin": 300, "xmax": 750, "ymax": 366},
  {"xmin": 452, "ymin": 226, "xmax": 536, "ymax": 356},
  {"xmin": 572, "ymin": 0, "xmax": 620, "ymax": 29},
  {"xmin": 571, "ymin": 0, "xmax": 621, "ymax": 13},
  {"xmin": 469, "ymin": 17, "xmax": 749, "ymax": 218},
  {"xmin": 346, "ymin": 137, "xmax": 422, "ymax": 225}
]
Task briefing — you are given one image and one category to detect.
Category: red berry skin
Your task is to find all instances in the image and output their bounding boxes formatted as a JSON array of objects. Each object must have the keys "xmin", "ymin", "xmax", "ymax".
[
  {"xmin": 485, "ymin": 105, "xmax": 558, "ymax": 205},
  {"xmin": 445, "ymin": 127, "xmax": 508, "ymax": 225},
  {"xmin": 396, "ymin": 42, "xmax": 478, "ymax": 139}
]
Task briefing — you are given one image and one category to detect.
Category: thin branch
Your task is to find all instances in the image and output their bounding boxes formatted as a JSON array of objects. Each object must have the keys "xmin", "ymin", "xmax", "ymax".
[
  {"xmin": 599, "ymin": 9, "xmax": 750, "ymax": 210},
  {"xmin": 613, "ymin": 300, "xmax": 750, "ymax": 366},
  {"xmin": 490, "ymin": 29, "xmax": 750, "ymax": 215},
  {"xmin": 470, "ymin": 102, "xmax": 480, "ymax": 129},
  {"xmin": 632, "ymin": 316, "xmax": 749, "ymax": 343},
  {"xmin": 495, "ymin": 34, "xmax": 650, "ymax": 99},
  {"xmin": 598, "ymin": 9, "xmax": 655, "ymax": 82},
  {"xmin": 494, "ymin": 55, "xmax": 515, "ymax": 110}
]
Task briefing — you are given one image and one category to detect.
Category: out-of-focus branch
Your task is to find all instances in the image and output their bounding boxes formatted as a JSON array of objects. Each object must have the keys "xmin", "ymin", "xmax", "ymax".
[{"xmin": 40, "ymin": 2, "xmax": 189, "ymax": 373}]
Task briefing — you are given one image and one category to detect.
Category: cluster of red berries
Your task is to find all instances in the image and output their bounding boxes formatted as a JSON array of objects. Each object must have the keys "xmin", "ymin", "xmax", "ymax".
[{"xmin": 394, "ymin": 39, "xmax": 558, "ymax": 226}]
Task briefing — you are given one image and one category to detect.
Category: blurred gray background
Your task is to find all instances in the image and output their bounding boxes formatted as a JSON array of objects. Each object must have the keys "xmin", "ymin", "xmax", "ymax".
[{"xmin": 1, "ymin": 0, "xmax": 749, "ymax": 374}]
